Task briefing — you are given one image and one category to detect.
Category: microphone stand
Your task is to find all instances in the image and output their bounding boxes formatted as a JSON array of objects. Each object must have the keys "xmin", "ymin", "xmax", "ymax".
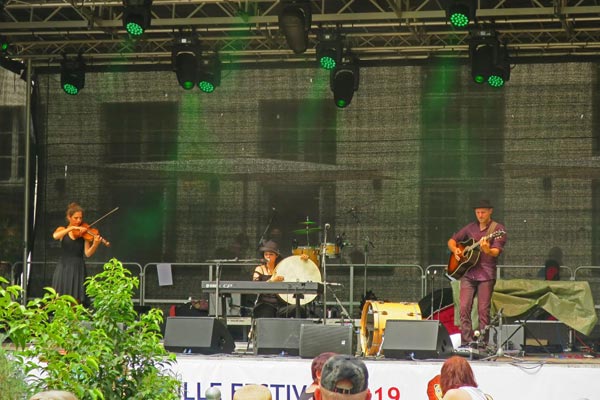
[
  {"xmin": 321, "ymin": 224, "xmax": 330, "ymax": 325},
  {"xmin": 256, "ymin": 209, "xmax": 275, "ymax": 251}
]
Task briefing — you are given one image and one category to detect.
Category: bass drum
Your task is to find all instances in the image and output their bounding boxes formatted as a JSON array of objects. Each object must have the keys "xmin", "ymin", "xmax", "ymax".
[
  {"xmin": 292, "ymin": 246, "xmax": 320, "ymax": 266},
  {"xmin": 274, "ymin": 255, "xmax": 322, "ymax": 305},
  {"xmin": 360, "ymin": 300, "xmax": 422, "ymax": 356}
]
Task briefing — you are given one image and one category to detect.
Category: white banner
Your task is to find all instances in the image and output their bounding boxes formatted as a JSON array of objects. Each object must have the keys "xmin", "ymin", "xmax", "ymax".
[{"xmin": 173, "ymin": 356, "xmax": 599, "ymax": 400}]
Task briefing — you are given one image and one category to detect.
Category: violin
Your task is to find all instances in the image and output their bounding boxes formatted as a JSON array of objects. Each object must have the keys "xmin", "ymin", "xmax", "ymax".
[{"xmin": 72, "ymin": 222, "xmax": 111, "ymax": 247}]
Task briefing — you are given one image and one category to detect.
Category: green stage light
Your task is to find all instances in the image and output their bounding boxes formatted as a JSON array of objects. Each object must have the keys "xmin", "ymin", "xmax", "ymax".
[
  {"xmin": 61, "ymin": 55, "xmax": 85, "ymax": 95},
  {"xmin": 123, "ymin": 0, "xmax": 152, "ymax": 37},
  {"xmin": 446, "ymin": 1, "xmax": 476, "ymax": 29},
  {"xmin": 197, "ymin": 55, "xmax": 221, "ymax": 93},
  {"xmin": 470, "ymin": 37, "xmax": 511, "ymax": 88},
  {"xmin": 330, "ymin": 57, "xmax": 359, "ymax": 109},
  {"xmin": 174, "ymin": 52, "xmax": 197, "ymax": 90},
  {"xmin": 316, "ymin": 33, "xmax": 342, "ymax": 71}
]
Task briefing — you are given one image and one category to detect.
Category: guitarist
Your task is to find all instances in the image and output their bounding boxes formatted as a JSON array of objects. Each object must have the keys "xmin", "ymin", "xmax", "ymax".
[{"xmin": 447, "ymin": 199, "xmax": 507, "ymax": 349}]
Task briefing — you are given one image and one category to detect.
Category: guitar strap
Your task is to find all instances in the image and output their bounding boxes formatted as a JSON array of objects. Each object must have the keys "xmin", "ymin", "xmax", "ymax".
[{"xmin": 486, "ymin": 221, "xmax": 498, "ymax": 237}]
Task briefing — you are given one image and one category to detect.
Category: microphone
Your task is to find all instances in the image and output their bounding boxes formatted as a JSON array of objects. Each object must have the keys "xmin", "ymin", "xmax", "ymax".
[
  {"xmin": 325, "ymin": 223, "xmax": 331, "ymax": 230},
  {"xmin": 205, "ymin": 387, "xmax": 221, "ymax": 400},
  {"xmin": 271, "ymin": 206, "xmax": 277, "ymax": 212}
]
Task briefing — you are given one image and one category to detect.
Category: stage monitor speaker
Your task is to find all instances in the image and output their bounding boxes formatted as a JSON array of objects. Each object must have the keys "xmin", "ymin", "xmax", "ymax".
[
  {"xmin": 254, "ymin": 318, "xmax": 309, "ymax": 356},
  {"xmin": 489, "ymin": 324, "xmax": 524, "ymax": 352},
  {"xmin": 299, "ymin": 324, "xmax": 354, "ymax": 358},
  {"xmin": 381, "ymin": 320, "xmax": 453, "ymax": 359},
  {"xmin": 164, "ymin": 317, "xmax": 234, "ymax": 354}
]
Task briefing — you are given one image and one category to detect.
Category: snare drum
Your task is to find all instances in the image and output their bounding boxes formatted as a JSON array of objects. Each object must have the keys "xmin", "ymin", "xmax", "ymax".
[
  {"xmin": 322, "ymin": 243, "xmax": 340, "ymax": 258},
  {"xmin": 360, "ymin": 300, "xmax": 422, "ymax": 356},
  {"xmin": 292, "ymin": 246, "xmax": 319, "ymax": 265}
]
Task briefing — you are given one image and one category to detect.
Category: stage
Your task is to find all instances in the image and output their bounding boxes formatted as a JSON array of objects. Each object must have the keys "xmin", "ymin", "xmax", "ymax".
[{"xmin": 172, "ymin": 352, "xmax": 600, "ymax": 400}]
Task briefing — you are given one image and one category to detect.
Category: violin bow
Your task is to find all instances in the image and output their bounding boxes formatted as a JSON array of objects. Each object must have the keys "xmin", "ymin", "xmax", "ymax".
[{"xmin": 87, "ymin": 206, "xmax": 119, "ymax": 228}]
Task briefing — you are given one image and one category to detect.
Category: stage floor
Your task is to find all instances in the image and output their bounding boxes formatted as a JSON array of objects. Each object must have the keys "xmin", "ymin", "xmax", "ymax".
[{"xmin": 171, "ymin": 350, "xmax": 600, "ymax": 400}]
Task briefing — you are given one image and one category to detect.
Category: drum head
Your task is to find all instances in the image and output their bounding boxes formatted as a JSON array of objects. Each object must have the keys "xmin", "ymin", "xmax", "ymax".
[
  {"xmin": 275, "ymin": 255, "xmax": 321, "ymax": 283},
  {"xmin": 275, "ymin": 255, "xmax": 322, "ymax": 305}
]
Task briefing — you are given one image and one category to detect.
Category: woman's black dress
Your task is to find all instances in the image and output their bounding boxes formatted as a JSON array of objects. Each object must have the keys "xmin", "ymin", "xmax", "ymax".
[{"xmin": 52, "ymin": 234, "xmax": 87, "ymax": 302}]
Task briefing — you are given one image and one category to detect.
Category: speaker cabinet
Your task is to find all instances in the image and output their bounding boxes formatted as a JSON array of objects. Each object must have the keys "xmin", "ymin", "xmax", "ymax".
[
  {"xmin": 299, "ymin": 324, "xmax": 354, "ymax": 358},
  {"xmin": 381, "ymin": 320, "xmax": 453, "ymax": 359},
  {"xmin": 254, "ymin": 318, "xmax": 309, "ymax": 356},
  {"xmin": 164, "ymin": 317, "xmax": 234, "ymax": 354},
  {"xmin": 489, "ymin": 324, "xmax": 524, "ymax": 351}
]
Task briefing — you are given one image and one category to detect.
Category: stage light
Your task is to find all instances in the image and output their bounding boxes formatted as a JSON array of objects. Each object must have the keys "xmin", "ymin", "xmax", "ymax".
[
  {"xmin": 278, "ymin": 1, "xmax": 312, "ymax": 54},
  {"xmin": 123, "ymin": 0, "xmax": 153, "ymax": 37},
  {"xmin": 172, "ymin": 36, "xmax": 200, "ymax": 90},
  {"xmin": 469, "ymin": 33, "xmax": 510, "ymax": 88},
  {"xmin": 445, "ymin": 0, "xmax": 476, "ymax": 28},
  {"xmin": 174, "ymin": 52, "xmax": 197, "ymax": 90},
  {"xmin": 330, "ymin": 57, "xmax": 359, "ymax": 109},
  {"xmin": 197, "ymin": 55, "xmax": 221, "ymax": 93},
  {"xmin": 0, "ymin": 36, "xmax": 8, "ymax": 53},
  {"xmin": 316, "ymin": 33, "xmax": 342, "ymax": 71},
  {"xmin": 487, "ymin": 47, "xmax": 510, "ymax": 88},
  {"xmin": 60, "ymin": 55, "xmax": 85, "ymax": 95}
]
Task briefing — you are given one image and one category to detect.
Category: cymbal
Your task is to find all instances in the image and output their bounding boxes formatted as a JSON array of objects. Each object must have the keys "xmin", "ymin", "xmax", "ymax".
[
  {"xmin": 292, "ymin": 227, "xmax": 322, "ymax": 234},
  {"xmin": 299, "ymin": 220, "xmax": 317, "ymax": 225}
]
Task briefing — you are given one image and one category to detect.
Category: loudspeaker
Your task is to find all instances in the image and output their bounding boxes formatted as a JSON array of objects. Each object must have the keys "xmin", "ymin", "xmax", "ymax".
[
  {"xmin": 254, "ymin": 318, "xmax": 309, "ymax": 356},
  {"xmin": 163, "ymin": 317, "xmax": 234, "ymax": 354},
  {"xmin": 524, "ymin": 320, "xmax": 570, "ymax": 349},
  {"xmin": 299, "ymin": 324, "xmax": 354, "ymax": 358},
  {"xmin": 381, "ymin": 320, "xmax": 453, "ymax": 359},
  {"xmin": 489, "ymin": 324, "xmax": 524, "ymax": 351}
]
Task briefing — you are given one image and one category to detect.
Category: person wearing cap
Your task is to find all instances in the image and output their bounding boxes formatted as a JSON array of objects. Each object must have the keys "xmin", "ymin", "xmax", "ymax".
[
  {"xmin": 440, "ymin": 356, "xmax": 492, "ymax": 400},
  {"xmin": 315, "ymin": 355, "xmax": 371, "ymax": 400},
  {"xmin": 447, "ymin": 199, "xmax": 507, "ymax": 349},
  {"xmin": 252, "ymin": 239, "xmax": 308, "ymax": 318}
]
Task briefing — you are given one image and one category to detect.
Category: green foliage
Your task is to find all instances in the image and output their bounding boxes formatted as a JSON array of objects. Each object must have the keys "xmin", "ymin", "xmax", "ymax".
[
  {"xmin": 0, "ymin": 258, "xmax": 181, "ymax": 400},
  {"xmin": 0, "ymin": 339, "xmax": 31, "ymax": 399}
]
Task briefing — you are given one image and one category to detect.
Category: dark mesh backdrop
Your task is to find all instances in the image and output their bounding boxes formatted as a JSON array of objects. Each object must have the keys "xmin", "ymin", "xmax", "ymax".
[{"xmin": 2, "ymin": 63, "xmax": 600, "ymax": 317}]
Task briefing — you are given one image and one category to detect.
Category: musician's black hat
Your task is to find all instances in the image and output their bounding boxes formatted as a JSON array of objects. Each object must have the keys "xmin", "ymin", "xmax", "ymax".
[
  {"xmin": 259, "ymin": 240, "xmax": 280, "ymax": 255},
  {"xmin": 473, "ymin": 199, "xmax": 493, "ymax": 209}
]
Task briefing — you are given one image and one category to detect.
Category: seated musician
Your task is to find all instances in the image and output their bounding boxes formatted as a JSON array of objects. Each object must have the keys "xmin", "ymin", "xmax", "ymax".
[{"xmin": 252, "ymin": 240, "xmax": 307, "ymax": 318}]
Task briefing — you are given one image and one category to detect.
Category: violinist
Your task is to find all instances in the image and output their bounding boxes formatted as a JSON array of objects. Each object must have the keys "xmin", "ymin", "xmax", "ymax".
[{"xmin": 52, "ymin": 202, "xmax": 103, "ymax": 304}]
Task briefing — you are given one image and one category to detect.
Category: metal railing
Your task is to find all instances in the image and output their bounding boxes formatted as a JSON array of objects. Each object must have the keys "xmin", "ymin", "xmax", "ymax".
[
  {"xmin": 6, "ymin": 259, "xmax": 595, "ymax": 316},
  {"xmin": 10, "ymin": 261, "xmax": 143, "ymax": 303}
]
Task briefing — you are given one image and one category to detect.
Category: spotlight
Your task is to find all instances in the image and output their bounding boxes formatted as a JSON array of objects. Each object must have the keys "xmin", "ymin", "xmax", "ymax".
[
  {"xmin": 0, "ymin": 36, "xmax": 8, "ymax": 53},
  {"xmin": 316, "ymin": 33, "xmax": 342, "ymax": 71},
  {"xmin": 172, "ymin": 36, "xmax": 200, "ymax": 90},
  {"xmin": 60, "ymin": 55, "xmax": 85, "ymax": 95},
  {"xmin": 278, "ymin": 1, "xmax": 312, "ymax": 54},
  {"xmin": 469, "ymin": 33, "xmax": 510, "ymax": 88},
  {"xmin": 197, "ymin": 54, "xmax": 221, "ymax": 93},
  {"xmin": 445, "ymin": 0, "xmax": 476, "ymax": 28},
  {"xmin": 122, "ymin": 0, "xmax": 153, "ymax": 37},
  {"xmin": 487, "ymin": 47, "xmax": 510, "ymax": 88},
  {"xmin": 330, "ymin": 56, "xmax": 359, "ymax": 109}
]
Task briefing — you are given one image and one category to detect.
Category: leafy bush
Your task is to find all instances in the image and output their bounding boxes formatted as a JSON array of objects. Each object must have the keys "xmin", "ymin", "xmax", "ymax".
[{"xmin": 0, "ymin": 258, "xmax": 181, "ymax": 400}]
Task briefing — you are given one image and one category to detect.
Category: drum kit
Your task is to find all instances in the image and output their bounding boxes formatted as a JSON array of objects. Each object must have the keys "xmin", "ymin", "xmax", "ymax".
[{"xmin": 291, "ymin": 218, "xmax": 342, "ymax": 266}]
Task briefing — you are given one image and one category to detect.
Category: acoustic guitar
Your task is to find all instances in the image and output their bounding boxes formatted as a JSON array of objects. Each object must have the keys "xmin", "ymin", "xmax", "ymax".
[{"xmin": 446, "ymin": 230, "xmax": 506, "ymax": 279}]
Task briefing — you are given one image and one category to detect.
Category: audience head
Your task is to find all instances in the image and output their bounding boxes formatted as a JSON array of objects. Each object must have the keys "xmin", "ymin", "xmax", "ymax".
[
  {"xmin": 440, "ymin": 356, "xmax": 478, "ymax": 394},
  {"xmin": 311, "ymin": 352, "xmax": 337, "ymax": 383},
  {"xmin": 315, "ymin": 355, "xmax": 371, "ymax": 400},
  {"xmin": 30, "ymin": 391, "xmax": 78, "ymax": 400},
  {"xmin": 233, "ymin": 384, "xmax": 272, "ymax": 400}
]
